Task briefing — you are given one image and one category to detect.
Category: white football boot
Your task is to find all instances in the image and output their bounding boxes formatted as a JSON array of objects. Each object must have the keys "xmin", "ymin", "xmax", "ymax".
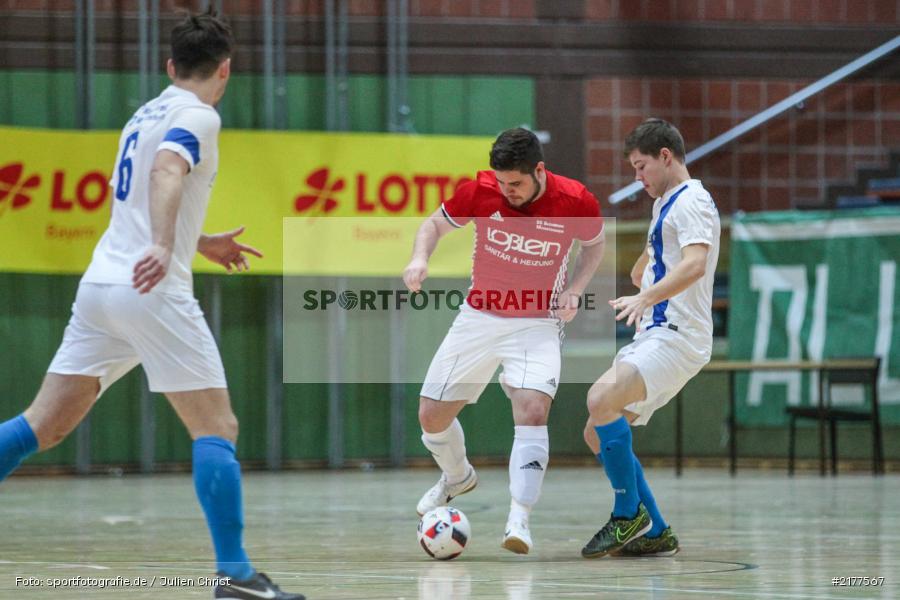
[
  {"xmin": 501, "ymin": 514, "xmax": 533, "ymax": 555},
  {"xmin": 416, "ymin": 466, "xmax": 478, "ymax": 516}
]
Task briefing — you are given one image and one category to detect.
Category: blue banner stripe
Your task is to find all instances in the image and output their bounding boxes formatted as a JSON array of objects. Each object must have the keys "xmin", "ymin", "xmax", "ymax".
[
  {"xmin": 163, "ymin": 127, "xmax": 200, "ymax": 165},
  {"xmin": 647, "ymin": 184, "xmax": 689, "ymax": 329}
]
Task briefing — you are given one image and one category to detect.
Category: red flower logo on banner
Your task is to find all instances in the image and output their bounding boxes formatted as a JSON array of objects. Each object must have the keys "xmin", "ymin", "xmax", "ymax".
[
  {"xmin": 293, "ymin": 167, "xmax": 343, "ymax": 215},
  {"xmin": 0, "ymin": 163, "xmax": 41, "ymax": 216}
]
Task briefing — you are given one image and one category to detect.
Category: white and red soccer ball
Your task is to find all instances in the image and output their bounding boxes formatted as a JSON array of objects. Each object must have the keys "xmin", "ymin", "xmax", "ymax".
[{"xmin": 417, "ymin": 506, "xmax": 471, "ymax": 560}]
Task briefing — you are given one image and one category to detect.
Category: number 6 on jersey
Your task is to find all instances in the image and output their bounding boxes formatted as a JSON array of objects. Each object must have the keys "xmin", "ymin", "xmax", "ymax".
[{"xmin": 115, "ymin": 130, "xmax": 140, "ymax": 201}]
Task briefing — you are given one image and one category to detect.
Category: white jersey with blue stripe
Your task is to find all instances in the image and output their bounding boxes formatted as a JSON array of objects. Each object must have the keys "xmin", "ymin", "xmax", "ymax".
[
  {"xmin": 637, "ymin": 179, "xmax": 720, "ymax": 355},
  {"xmin": 82, "ymin": 85, "xmax": 220, "ymax": 295}
]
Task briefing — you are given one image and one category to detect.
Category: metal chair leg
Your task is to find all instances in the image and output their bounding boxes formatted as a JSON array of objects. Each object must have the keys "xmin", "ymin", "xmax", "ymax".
[{"xmin": 829, "ymin": 419, "xmax": 838, "ymax": 476}]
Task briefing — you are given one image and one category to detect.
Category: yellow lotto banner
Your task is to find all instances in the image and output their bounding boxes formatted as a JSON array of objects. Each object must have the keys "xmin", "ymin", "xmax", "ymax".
[
  {"xmin": 0, "ymin": 126, "xmax": 489, "ymax": 276},
  {"xmin": 282, "ymin": 217, "xmax": 476, "ymax": 277}
]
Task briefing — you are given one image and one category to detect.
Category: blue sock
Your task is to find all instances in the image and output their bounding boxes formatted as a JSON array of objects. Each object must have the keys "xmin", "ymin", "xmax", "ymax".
[
  {"xmin": 0, "ymin": 415, "xmax": 38, "ymax": 481},
  {"xmin": 633, "ymin": 455, "xmax": 667, "ymax": 537},
  {"xmin": 193, "ymin": 436, "xmax": 254, "ymax": 580},
  {"xmin": 595, "ymin": 417, "xmax": 640, "ymax": 519}
]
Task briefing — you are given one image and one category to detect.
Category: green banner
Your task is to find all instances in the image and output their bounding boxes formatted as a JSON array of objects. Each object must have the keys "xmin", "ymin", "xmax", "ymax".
[{"xmin": 729, "ymin": 208, "xmax": 900, "ymax": 425}]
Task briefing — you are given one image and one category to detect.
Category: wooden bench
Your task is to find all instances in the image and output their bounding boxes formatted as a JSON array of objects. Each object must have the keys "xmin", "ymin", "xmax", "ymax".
[{"xmin": 673, "ymin": 358, "xmax": 882, "ymax": 476}]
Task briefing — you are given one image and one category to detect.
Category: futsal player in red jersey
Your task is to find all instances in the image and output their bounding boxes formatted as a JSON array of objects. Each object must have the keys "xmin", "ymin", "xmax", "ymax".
[{"xmin": 403, "ymin": 128, "xmax": 605, "ymax": 554}]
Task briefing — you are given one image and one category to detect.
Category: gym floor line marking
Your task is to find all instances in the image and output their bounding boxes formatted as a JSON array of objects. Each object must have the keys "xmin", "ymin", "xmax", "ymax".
[
  {"xmin": 133, "ymin": 564, "xmax": 862, "ymax": 600},
  {"xmin": 132, "ymin": 559, "xmax": 757, "ymax": 581}
]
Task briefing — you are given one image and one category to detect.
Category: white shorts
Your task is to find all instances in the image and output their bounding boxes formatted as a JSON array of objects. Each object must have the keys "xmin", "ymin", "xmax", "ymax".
[
  {"xmin": 48, "ymin": 282, "xmax": 227, "ymax": 395},
  {"xmin": 421, "ymin": 303, "xmax": 561, "ymax": 403},
  {"xmin": 615, "ymin": 327, "xmax": 709, "ymax": 426}
]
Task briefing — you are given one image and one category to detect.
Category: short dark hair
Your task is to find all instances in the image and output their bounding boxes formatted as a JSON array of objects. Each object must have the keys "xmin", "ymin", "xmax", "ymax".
[
  {"xmin": 170, "ymin": 7, "xmax": 234, "ymax": 80},
  {"xmin": 490, "ymin": 128, "xmax": 544, "ymax": 173},
  {"xmin": 623, "ymin": 118, "xmax": 686, "ymax": 162}
]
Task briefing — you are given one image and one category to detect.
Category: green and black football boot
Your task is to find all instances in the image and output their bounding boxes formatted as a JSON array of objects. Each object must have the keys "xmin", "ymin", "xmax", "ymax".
[
  {"xmin": 581, "ymin": 503, "xmax": 652, "ymax": 558},
  {"xmin": 619, "ymin": 526, "xmax": 680, "ymax": 557}
]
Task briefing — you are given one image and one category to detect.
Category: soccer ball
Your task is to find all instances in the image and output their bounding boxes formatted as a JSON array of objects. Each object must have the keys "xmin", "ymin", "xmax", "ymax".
[{"xmin": 417, "ymin": 506, "xmax": 471, "ymax": 560}]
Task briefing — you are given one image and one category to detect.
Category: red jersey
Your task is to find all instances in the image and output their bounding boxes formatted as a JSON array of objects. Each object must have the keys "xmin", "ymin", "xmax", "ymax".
[{"xmin": 441, "ymin": 169, "xmax": 604, "ymax": 318}]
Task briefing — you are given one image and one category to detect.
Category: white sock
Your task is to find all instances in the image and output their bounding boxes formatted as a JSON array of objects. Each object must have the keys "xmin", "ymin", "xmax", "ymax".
[
  {"xmin": 421, "ymin": 419, "xmax": 471, "ymax": 484},
  {"xmin": 508, "ymin": 498, "xmax": 531, "ymax": 525},
  {"xmin": 508, "ymin": 425, "xmax": 549, "ymax": 509}
]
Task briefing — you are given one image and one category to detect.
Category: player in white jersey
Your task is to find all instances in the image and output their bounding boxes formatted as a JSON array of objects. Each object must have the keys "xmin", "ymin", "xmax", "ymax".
[
  {"xmin": 0, "ymin": 10, "xmax": 304, "ymax": 600},
  {"xmin": 580, "ymin": 119, "xmax": 720, "ymax": 559}
]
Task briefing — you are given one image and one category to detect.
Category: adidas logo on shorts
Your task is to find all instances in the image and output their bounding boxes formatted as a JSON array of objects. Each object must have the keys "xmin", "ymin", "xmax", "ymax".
[
  {"xmin": 520, "ymin": 460, "xmax": 544, "ymax": 471},
  {"xmin": 546, "ymin": 377, "xmax": 557, "ymax": 387}
]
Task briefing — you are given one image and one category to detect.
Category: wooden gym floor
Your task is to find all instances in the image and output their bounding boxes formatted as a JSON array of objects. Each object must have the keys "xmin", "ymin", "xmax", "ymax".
[{"xmin": 1, "ymin": 466, "xmax": 897, "ymax": 599}]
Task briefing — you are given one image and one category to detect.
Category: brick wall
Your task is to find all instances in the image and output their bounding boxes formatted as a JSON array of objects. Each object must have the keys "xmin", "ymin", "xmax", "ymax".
[
  {"xmin": 6, "ymin": 0, "xmax": 896, "ymax": 219},
  {"xmin": 585, "ymin": 0, "xmax": 900, "ymax": 23},
  {"xmin": 14, "ymin": 0, "xmax": 899, "ymax": 22},
  {"xmin": 587, "ymin": 78, "xmax": 900, "ymax": 218},
  {"xmin": 4, "ymin": 0, "xmax": 537, "ymax": 18}
]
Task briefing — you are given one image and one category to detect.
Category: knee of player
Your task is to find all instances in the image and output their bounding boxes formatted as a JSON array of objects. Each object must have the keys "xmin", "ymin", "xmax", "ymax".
[
  {"xmin": 210, "ymin": 412, "xmax": 239, "ymax": 443},
  {"xmin": 586, "ymin": 387, "xmax": 626, "ymax": 423},
  {"xmin": 516, "ymin": 403, "xmax": 548, "ymax": 426},
  {"xmin": 585, "ymin": 385, "xmax": 610, "ymax": 414},
  {"xmin": 418, "ymin": 404, "xmax": 443, "ymax": 433},
  {"xmin": 224, "ymin": 414, "xmax": 239, "ymax": 441},
  {"xmin": 582, "ymin": 423, "xmax": 597, "ymax": 448}
]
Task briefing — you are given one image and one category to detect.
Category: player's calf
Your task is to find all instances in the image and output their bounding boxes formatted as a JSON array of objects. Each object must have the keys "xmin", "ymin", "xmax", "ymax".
[
  {"xmin": 24, "ymin": 373, "xmax": 100, "ymax": 450},
  {"xmin": 503, "ymin": 424, "xmax": 549, "ymax": 554}
]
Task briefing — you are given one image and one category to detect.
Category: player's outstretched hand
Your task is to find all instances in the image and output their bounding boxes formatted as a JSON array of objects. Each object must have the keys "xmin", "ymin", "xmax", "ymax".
[
  {"xmin": 610, "ymin": 293, "xmax": 650, "ymax": 327},
  {"xmin": 403, "ymin": 257, "xmax": 428, "ymax": 292},
  {"xmin": 198, "ymin": 226, "xmax": 263, "ymax": 274},
  {"xmin": 133, "ymin": 244, "xmax": 173, "ymax": 294},
  {"xmin": 554, "ymin": 290, "xmax": 581, "ymax": 322}
]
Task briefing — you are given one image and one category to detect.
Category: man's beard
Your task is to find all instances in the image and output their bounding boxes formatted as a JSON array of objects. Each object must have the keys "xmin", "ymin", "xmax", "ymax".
[{"xmin": 515, "ymin": 172, "xmax": 542, "ymax": 209}]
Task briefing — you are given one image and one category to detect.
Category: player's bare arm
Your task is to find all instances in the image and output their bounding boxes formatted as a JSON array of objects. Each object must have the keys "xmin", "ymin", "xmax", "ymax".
[
  {"xmin": 630, "ymin": 246, "xmax": 650, "ymax": 289},
  {"xmin": 132, "ymin": 149, "xmax": 188, "ymax": 294},
  {"xmin": 556, "ymin": 236, "xmax": 605, "ymax": 322},
  {"xmin": 403, "ymin": 207, "xmax": 456, "ymax": 292},
  {"xmin": 611, "ymin": 243, "xmax": 709, "ymax": 327},
  {"xmin": 198, "ymin": 225, "xmax": 264, "ymax": 273}
]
